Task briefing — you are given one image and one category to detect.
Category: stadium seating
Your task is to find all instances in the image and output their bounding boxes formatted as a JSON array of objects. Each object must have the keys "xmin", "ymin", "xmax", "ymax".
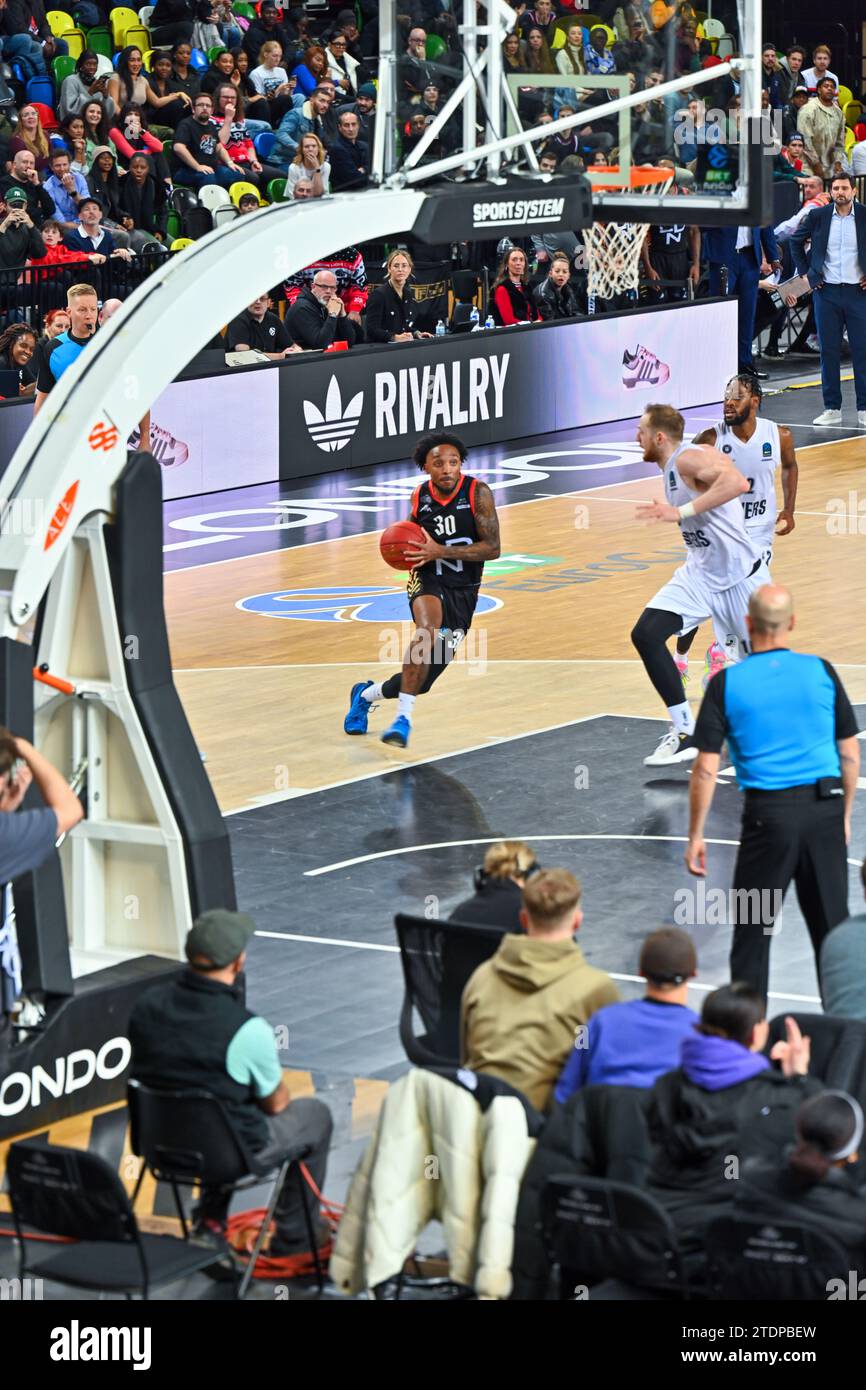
[
  {"xmin": 110, "ymin": 5, "xmax": 140, "ymax": 47},
  {"xmin": 229, "ymin": 179, "xmax": 262, "ymax": 207},
  {"xmin": 86, "ymin": 25, "xmax": 114, "ymax": 56}
]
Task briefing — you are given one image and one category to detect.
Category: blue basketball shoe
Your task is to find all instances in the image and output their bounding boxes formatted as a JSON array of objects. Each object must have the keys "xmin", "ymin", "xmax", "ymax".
[
  {"xmin": 381, "ymin": 715, "xmax": 411, "ymax": 748},
  {"xmin": 344, "ymin": 681, "xmax": 374, "ymax": 734}
]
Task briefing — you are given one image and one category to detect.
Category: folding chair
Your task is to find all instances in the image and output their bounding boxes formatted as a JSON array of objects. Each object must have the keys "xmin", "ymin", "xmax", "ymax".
[
  {"xmin": 128, "ymin": 1080, "xmax": 324, "ymax": 1298},
  {"xmin": 46, "ymin": 9, "xmax": 75, "ymax": 35},
  {"xmin": 52, "ymin": 54, "xmax": 77, "ymax": 83},
  {"xmin": 86, "ymin": 25, "xmax": 114, "ymax": 56},
  {"xmin": 266, "ymin": 176, "xmax": 286, "ymax": 202},
  {"xmin": 124, "ymin": 24, "xmax": 151, "ymax": 50},
  {"xmin": 7, "ymin": 1141, "xmax": 221, "ymax": 1300},
  {"xmin": 212, "ymin": 203, "xmax": 238, "ymax": 227},
  {"xmin": 25, "ymin": 75, "xmax": 56, "ymax": 107},
  {"xmin": 189, "ymin": 47, "xmax": 208, "ymax": 71},
  {"xmin": 394, "ymin": 912, "xmax": 503, "ymax": 1068},
  {"xmin": 197, "ymin": 182, "xmax": 232, "ymax": 212},
  {"xmin": 541, "ymin": 1175, "xmax": 690, "ymax": 1299},
  {"xmin": 254, "ymin": 129, "xmax": 276, "ymax": 159},
  {"xmin": 706, "ymin": 1216, "xmax": 851, "ymax": 1300},
  {"xmin": 110, "ymin": 4, "xmax": 140, "ymax": 47}
]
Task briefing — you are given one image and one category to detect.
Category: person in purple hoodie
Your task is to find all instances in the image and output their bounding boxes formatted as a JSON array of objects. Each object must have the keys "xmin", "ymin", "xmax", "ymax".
[
  {"xmin": 554, "ymin": 928, "xmax": 699, "ymax": 1104},
  {"xmin": 647, "ymin": 982, "xmax": 823, "ymax": 1255}
]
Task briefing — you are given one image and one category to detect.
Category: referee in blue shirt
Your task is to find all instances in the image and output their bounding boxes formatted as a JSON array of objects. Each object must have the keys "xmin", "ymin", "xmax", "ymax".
[{"xmin": 687, "ymin": 585, "xmax": 860, "ymax": 1000}]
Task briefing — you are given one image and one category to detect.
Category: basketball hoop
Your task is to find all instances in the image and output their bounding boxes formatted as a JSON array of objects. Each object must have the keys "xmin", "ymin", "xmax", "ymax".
[{"xmin": 581, "ymin": 166, "xmax": 675, "ymax": 313}]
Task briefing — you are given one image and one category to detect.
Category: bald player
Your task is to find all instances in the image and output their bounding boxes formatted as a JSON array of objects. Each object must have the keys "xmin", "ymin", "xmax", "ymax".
[
  {"xmin": 631, "ymin": 403, "xmax": 768, "ymax": 767},
  {"xmin": 688, "ymin": 584, "xmax": 859, "ymax": 1000}
]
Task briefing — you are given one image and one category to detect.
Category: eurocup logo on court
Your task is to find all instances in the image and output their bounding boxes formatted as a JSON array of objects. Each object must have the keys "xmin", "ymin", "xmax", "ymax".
[
  {"xmin": 236, "ymin": 586, "xmax": 502, "ymax": 624},
  {"xmin": 303, "ymin": 376, "xmax": 363, "ymax": 453}
]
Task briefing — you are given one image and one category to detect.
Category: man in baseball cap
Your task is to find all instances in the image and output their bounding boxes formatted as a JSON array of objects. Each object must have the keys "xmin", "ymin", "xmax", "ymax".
[{"xmin": 128, "ymin": 908, "xmax": 333, "ymax": 1253}]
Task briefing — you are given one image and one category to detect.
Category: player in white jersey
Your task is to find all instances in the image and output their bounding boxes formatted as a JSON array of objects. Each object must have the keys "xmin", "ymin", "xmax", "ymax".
[
  {"xmin": 674, "ymin": 373, "xmax": 798, "ymax": 687},
  {"xmin": 631, "ymin": 402, "xmax": 770, "ymax": 766}
]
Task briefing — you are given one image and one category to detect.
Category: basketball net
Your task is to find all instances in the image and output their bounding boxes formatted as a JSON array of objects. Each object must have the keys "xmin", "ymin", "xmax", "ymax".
[{"xmin": 581, "ymin": 168, "xmax": 674, "ymax": 313}]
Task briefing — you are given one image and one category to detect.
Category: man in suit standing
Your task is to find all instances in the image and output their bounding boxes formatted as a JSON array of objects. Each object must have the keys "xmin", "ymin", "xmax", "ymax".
[
  {"xmin": 790, "ymin": 172, "xmax": 866, "ymax": 428},
  {"xmin": 729, "ymin": 222, "xmax": 781, "ymax": 377}
]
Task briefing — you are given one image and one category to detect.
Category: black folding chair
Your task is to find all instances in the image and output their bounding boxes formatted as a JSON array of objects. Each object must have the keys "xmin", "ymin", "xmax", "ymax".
[
  {"xmin": 706, "ymin": 1215, "xmax": 851, "ymax": 1300},
  {"xmin": 6, "ymin": 1141, "xmax": 221, "ymax": 1299},
  {"xmin": 127, "ymin": 1080, "xmax": 324, "ymax": 1298},
  {"xmin": 394, "ymin": 913, "xmax": 503, "ymax": 1068},
  {"xmin": 541, "ymin": 1174, "xmax": 690, "ymax": 1299}
]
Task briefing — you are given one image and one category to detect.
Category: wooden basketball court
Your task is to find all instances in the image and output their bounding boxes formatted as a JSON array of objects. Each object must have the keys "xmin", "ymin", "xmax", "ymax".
[{"xmin": 166, "ymin": 433, "xmax": 866, "ymax": 815}]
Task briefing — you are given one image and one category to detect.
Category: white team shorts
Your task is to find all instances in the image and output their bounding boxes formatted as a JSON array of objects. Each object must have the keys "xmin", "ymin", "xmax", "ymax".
[{"xmin": 647, "ymin": 559, "xmax": 772, "ymax": 661}]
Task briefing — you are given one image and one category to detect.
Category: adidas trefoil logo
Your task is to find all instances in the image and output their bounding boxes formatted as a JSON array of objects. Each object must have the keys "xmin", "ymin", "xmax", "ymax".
[{"xmin": 303, "ymin": 376, "xmax": 363, "ymax": 453}]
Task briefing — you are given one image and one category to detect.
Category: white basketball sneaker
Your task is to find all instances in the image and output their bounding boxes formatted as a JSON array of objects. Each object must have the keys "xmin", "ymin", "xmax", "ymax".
[
  {"xmin": 127, "ymin": 422, "xmax": 189, "ymax": 467},
  {"xmin": 812, "ymin": 409, "xmax": 842, "ymax": 426},
  {"xmin": 644, "ymin": 728, "xmax": 699, "ymax": 766}
]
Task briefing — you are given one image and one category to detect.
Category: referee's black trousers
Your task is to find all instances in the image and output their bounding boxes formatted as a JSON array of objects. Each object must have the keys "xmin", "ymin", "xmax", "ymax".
[{"xmin": 729, "ymin": 787, "xmax": 849, "ymax": 1003}]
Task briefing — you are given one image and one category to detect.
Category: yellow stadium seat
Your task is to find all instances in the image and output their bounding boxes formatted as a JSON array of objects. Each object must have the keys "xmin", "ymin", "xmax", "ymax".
[
  {"xmin": 837, "ymin": 84, "xmax": 853, "ymax": 110},
  {"xmin": 229, "ymin": 180, "xmax": 263, "ymax": 208},
  {"xmin": 47, "ymin": 9, "xmax": 74, "ymax": 34},
  {"xmin": 110, "ymin": 5, "xmax": 140, "ymax": 47},
  {"xmin": 170, "ymin": 237, "xmax": 195, "ymax": 251}
]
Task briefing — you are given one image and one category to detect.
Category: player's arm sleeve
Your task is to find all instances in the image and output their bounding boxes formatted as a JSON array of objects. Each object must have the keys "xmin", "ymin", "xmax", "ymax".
[
  {"xmin": 226, "ymin": 1016, "xmax": 282, "ymax": 1097},
  {"xmin": 693, "ymin": 670, "xmax": 728, "ymax": 753},
  {"xmin": 821, "ymin": 659, "xmax": 859, "ymax": 739}
]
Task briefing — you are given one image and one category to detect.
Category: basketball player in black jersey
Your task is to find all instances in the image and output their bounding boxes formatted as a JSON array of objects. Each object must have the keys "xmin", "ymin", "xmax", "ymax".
[{"xmin": 343, "ymin": 432, "xmax": 501, "ymax": 748}]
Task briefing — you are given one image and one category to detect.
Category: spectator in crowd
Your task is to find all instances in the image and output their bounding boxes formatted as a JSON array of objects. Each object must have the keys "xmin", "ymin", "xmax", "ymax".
[
  {"xmin": 226, "ymin": 292, "xmax": 301, "ymax": 357},
  {"xmin": 460, "ymin": 868, "xmax": 620, "ymax": 1114},
  {"xmin": 109, "ymin": 45, "xmax": 178, "ymax": 134},
  {"xmin": 490, "ymin": 245, "xmax": 541, "ymax": 325},
  {"xmin": 58, "ymin": 50, "xmax": 116, "ymax": 124},
  {"xmin": 285, "ymin": 243, "xmax": 367, "ymax": 319},
  {"xmin": 64, "ymin": 195, "xmax": 134, "ymax": 261},
  {"xmin": 781, "ymin": 84, "xmax": 809, "ymax": 145},
  {"xmin": 291, "ymin": 177, "xmax": 312, "ymax": 200},
  {"xmin": 852, "ymin": 134, "xmax": 866, "ymax": 177},
  {"xmin": 0, "ymin": 149, "xmax": 54, "ymax": 225},
  {"xmin": 227, "ymin": 46, "xmax": 274, "ymax": 126},
  {"xmin": 117, "ymin": 153, "xmax": 169, "ymax": 244},
  {"xmin": 555, "ymin": 928, "xmax": 699, "ymax": 1103},
  {"xmin": 0, "ymin": 0, "xmax": 55, "ymax": 80},
  {"xmin": 149, "ymin": 0, "xmax": 195, "ymax": 49},
  {"xmin": 612, "ymin": 13, "xmax": 659, "ymax": 79},
  {"xmin": 501, "ymin": 29, "xmax": 525, "ymax": 78},
  {"xmin": 0, "ymin": 725, "xmax": 83, "ymax": 1032},
  {"xmin": 518, "ymin": 0, "xmax": 558, "ymax": 37},
  {"xmin": 242, "ymin": 0, "xmax": 296, "ymax": 69},
  {"xmin": 820, "ymin": 861, "xmax": 866, "ymax": 1021},
  {"xmin": 191, "ymin": 0, "xmax": 224, "ymax": 56},
  {"xmin": 285, "ymin": 267, "xmax": 361, "ymax": 349},
  {"xmin": 210, "ymin": 83, "xmax": 284, "ymax": 189},
  {"xmin": 171, "ymin": 39, "xmax": 203, "ymax": 102},
  {"xmin": 346, "ymin": 81, "xmax": 376, "ymax": 148},
  {"xmin": 128, "ymin": 909, "xmax": 333, "ymax": 1254},
  {"xmin": 58, "ymin": 115, "xmax": 89, "ymax": 175},
  {"xmin": 531, "ymin": 216, "xmax": 580, "ymax": 271},
  {"xmin": 0, "ymin": 322, "xmax": 37, "ymax": 391},
  {"xmin": 325, "ymin": 30, "xmax": 362, "ymax": 100},
  {"xmin": 201, "ymin": 46, "xmax": 237, "ymax": 96},
  {"xmin": 399, "ymin": 26, "xmax": 440, "ymax": 103},
  {"xmin": 42, "ymin": 307, "xmax": 71, "ymax": 337},
  {"xmin": 555, "ymin": 22, "xmax": 586, "ymax": 85},
  {"xmin": 236, "ymin": 189, "xmax": 260, "ymax": 213},
  {"xmin": 86, "ymin": 145, "xmax": 125, "ymax": 218},
  {"xmin": 287, "ymin": 132, "xmax": 330, "ymax": 196},
  {"xmin": 801, "ymin": 44, "xmax": 838, "ymax": 97},
  {"xmin": 173, "ymin": 90, "xmax": 247, "ymax": 190},
  {"xmin": 329, "ymin": 108, "xmax": 369, "ymax": 191},
  {"xmin": 146, "ymin": 51, "xmax": 195, "ymax": 131},
  {"xmin": 33, "ymin": 280, "xmax": 98, "ymax": 412},
  {"xmin": 41, "ymin": 148, "xmax": 90, "ymax": 232},
  {"xmin": 249, "ymin": 40, "xmax": 295, "ymax": 124},
  {"xmin": 110, "ymin": 106, "xmax": 170, "ymax": 185},
  {"xmin": 534, "ymin": 250, "xmax": 581, "ymax": 319},
  {"xmin": 647, "ymin": 984, "xmax": 820, "ymax": 1253},
  {"xmin": 291, "ymin": 42, "xmax": 328, "ymax": 98},
  {"xmin": 25, "ymin": 216, "xmax": 106, "ymax": 281},
  {"xmin": 448, "ymin": 839, "xmax": 539, "ymax": 933},
  {"xmin": 760, "ymin": 42, "xmax": 785, "ymax": 109},
  {"xmin": 735, "ymin": 1091, "xmax": 866, "ymax": 1269},
  {"xmin": 7, "ymin": 103, "xmax": 54, "ymax": 173},
  {"xmin": 777, "ymin": 44, "xmax": 807, "ymax": 107},
  {"xmin": 584, "ymin": 25, "xmax": 616, "ymax": 76},
  {"xmin": 81, "ymin": 100, "xmax": 117, "ymax": 166},
  {"xmin": 798, "ymin": 77, "xmax": 846, "ymax": 181},
  {"xmin": 272, "ymin": 82, "xmax": 335, "ymax": 165}
]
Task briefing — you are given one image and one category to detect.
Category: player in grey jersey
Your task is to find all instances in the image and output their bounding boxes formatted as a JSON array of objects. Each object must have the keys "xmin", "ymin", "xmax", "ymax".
[
  {"xmin": 631, "ymin": 402, "xmax": 770, "ymax": 766},
  {"xmin": 674, "ymin": 372, "xmax": 798, "ymax": 689}
]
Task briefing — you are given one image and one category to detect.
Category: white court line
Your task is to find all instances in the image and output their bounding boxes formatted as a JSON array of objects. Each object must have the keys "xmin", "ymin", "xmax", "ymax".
[
  {"xmin": 176, "ymin": 658, "xmax": 866, "ymax": 673},
  {"xmin": 304, "ymin": 833, "xmax": 864, "ymax": 878},
  {"xmin": 252, "ymin": 931, "xmax": 820, "ymax": 1006}
]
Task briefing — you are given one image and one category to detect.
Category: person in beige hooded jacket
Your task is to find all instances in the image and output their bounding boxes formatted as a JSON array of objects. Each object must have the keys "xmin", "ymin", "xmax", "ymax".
[{"xmin": 460, "ymin": 867, "xmax": 619, "ymax": 1112}]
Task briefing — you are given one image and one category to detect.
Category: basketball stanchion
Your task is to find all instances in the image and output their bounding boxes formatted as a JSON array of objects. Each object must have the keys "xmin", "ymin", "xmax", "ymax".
[{"xmin": 582, "ymin": 166, "xmax": 675, "ymax": 314}]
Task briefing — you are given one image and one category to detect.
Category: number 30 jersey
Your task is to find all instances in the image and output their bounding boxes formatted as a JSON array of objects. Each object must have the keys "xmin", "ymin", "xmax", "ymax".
[
  {"xmin": 410, "ymin": 474, "xmax": 483, "ymax": 589},
  {"xmin": 710, "ymin": 417, "xmax": 780, "ymax": 555}
]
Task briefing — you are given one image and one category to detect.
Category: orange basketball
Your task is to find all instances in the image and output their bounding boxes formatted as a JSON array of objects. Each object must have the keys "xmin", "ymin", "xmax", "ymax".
[{"xmin": 380, "ymin": 520, "xmax": 427, "ymax": 570}]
